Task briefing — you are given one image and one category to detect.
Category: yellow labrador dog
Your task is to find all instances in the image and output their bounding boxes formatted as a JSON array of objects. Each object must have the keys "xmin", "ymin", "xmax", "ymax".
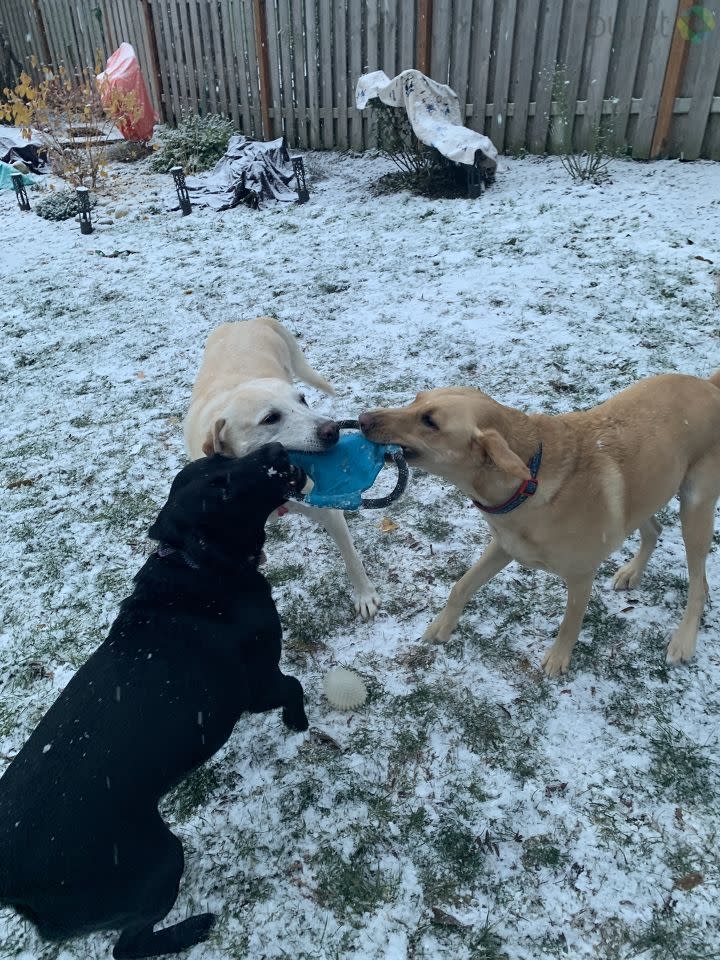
[
  {"xmin": 185, "ymin": 318, "xmax": 379, "ymax": 618},
  {"xmin": 359, "ymin": 372, "xmax": 720, "ymax": 675}
]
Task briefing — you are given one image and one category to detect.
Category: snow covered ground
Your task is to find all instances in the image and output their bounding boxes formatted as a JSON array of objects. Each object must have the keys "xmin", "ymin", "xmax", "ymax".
[{"xmin": 0, "ymin": 151, "xmax": 719, "ymax": 960}]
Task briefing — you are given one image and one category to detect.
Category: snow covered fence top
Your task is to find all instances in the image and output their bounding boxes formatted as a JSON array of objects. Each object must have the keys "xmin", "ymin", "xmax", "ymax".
[{"xmin": 355, "ymin": 69, "xmax": 499, "ymax": 174}]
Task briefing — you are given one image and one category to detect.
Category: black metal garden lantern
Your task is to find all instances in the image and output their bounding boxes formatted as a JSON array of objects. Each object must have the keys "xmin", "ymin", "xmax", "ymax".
[
  {"xmin": 291, "ymin": 156, "xmax": 309, "ymax": 204},
  {"xmin": 11, "ymin": 172, "xmax": 31, "ymax": 211},
  {"xmin": 171, "ymin": 165, "xmax": 192, "ymax": 216},
  {"xmin": 76, "ymin": 186, "xmax": 93, "ymax": 235}
]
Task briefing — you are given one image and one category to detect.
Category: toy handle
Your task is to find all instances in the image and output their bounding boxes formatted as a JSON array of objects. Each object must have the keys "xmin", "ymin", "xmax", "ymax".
[{"xmin": 336, "ymin": 419, "xmax": 409, "ymax": 509}]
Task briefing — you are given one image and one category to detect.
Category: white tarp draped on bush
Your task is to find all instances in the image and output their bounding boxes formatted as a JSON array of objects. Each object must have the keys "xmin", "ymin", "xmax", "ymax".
[{"xmin": 355, "ymin": 69, "xmax": 499, "ymax": 173}]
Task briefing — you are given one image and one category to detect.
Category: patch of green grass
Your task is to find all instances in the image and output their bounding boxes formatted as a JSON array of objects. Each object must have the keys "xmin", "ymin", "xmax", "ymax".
[
  {"xmin": 314, "ymin": 845, "xmax": 399, "ymax": 915},
  {"xmin": 521, "ymin": 835, "xmax": 567, "ymax": 871},
  {"xmin": 418, "ymin": 814, "xmax": 486, "ymax": 903},
  {"xmin": 628, "ymin": 906, "xmax": 715, "ymax": 960},
  {"xmin": 414, "ymin": 513, "xmax": 454, "ymax": 542},
  {"xmin": 265, "ymin": 562, "xmax": 305, "ymax": 587},
  {"xmin": 165, "ymin": 763, "xmax": 222, "ymax": 822},
  {"xmin": 648, "ymin": 721, "xmax": 715, "ymax": 805}
]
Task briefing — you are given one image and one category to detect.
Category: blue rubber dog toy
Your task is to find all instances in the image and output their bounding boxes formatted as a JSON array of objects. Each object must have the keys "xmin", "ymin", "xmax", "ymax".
[{"xmin": 288, "ymin": 420, "xmax": 408, "ymax": 510}]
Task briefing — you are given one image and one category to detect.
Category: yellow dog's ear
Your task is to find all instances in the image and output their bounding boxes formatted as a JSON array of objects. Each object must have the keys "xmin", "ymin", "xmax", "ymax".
[
  {"xmin": 472, "ymin": 428, "xmax": 530, "ymax": 480},
  {"xmin": 201, "ymin": 417, "xmax": 227, "ymax": 457}
]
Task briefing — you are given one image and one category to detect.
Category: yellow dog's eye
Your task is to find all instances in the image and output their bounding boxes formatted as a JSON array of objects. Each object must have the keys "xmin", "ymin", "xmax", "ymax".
[{"xmin": 421, "ymin": 412, "xmax": 438, "ymax": 429}]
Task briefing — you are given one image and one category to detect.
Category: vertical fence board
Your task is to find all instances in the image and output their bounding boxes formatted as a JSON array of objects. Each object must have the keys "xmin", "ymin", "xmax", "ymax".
[
  {"xmin": 528, "ymin": 0, "xmax": 563, "ymax": 151},
  {"xmin": 263, "ymin": 0, "xmax": 283, "ymax": 137},
  {"xmin": 189, "ymin": 0, "xmax": 210, "ymax": 112},
  {"xmin": 203, "ymin": 0, "xmax": 223, "ymax": 114},
  {"xmin": 468, "ymin": 0, "xmax": 494, "ymax": 132},
  {"xmin": 604, "ymin": 0, "xmax": 648, "ymax": 151},
  {"xmin": 506, "ymin": 0, "xmax": 541, "ymax": 151},
  {"xmin": 431, "ymin": 0, "xmax": 452, "ymax": 83},
  {"xmin": 398, "ymin": 0, "xmax": 415, "ymax": 70},
  {"xmin": 489, "ymin": 0, "xmax": 518, "ymax": 149},
  {"xmin": 305, "ymin": 0, "xmax": 320, "ymax": 146},
  {"xmin": 575, "ymin": 0, "xmax": 618, "ymax": 149},
  {"xmin": 318, "ymin": 0, "xmax": 333, "ymax": 146},
  {"xmin": 275, "ymin": 0, "xmax": 294, "ymax": 142},
  {"xmin": 158, "ymin": 0, "xmax": 182, "ymax": 121},
  {"xmin": 243, "ymin": 0, "xmax": 264, "ymax": 136},
  {"xmin": 382, "ymin": 0, "xmax": 397, "ymax": 77},
  {"xmin": 210, "ymin": 0, "xmax": 230, "ymax": 116},
  {"xmin": 291, "ymin": 0, "xmax": 307, "ymax": 147},
  {"xmin": 676, "ymin": 22, "xmax": 720, "ymax": 159},
  {"xmin": 333, "ymin": 0, "xmax": 348, "ymax": 147},
  {"xmin": 348, "ymin": 0, "xmax": 362, "ymax": 149},
  {"xmin": 450, "ymin": 0, "xmax": 475, "ymax": 116},
  {"xmin": 550, "ymin": 0, "xmax": 590, "ymax": 151},
  {"xmin": 633, "ymin": 0, "xmax": 677, "ymax": 158},
  {"xmin": 222, "ymin": 0, "xmax": 243, "ymax": 127}
]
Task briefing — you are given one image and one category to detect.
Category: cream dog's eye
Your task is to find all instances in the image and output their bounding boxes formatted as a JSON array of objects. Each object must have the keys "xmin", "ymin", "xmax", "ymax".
[
  {"xmin": 262, "ymin": 411, "xmax": 282, "ymax": 425},
  {"xmin": 421, "ymin": 412, "xmax": 439, "ymax": 429}
]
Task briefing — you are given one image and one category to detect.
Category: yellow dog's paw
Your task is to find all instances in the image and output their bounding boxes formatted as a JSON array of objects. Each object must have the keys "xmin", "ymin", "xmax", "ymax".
[
  {"xmin": 422, "ymin": 614, "xmax": 455, "ymax": 645},
  {"xmin": 666, "ymin": 628, "xmax": 697, "ymax": 665},
  {"xmin": 541, "ymin": 645, "xmax": 571, "ymax": 678},
  {"xmin": 611, "ymin": 560, "xmax": 644, "ymax": 591}
]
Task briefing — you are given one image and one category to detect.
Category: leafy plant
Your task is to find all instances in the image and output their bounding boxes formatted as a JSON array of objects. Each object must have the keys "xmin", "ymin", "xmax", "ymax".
[
  {"xmin": 551, "ymin": 63, "xmax": 614, "ymax": 184},
  {"xmin": 34, "ymin": 188, "xmax": 98, "ymax": 221},
  {"xmin": 1, "ymin": 65, "xmax": 142, "ymax": 188},
  {"xmin": 151, "ymin": 113, "xmax": 235, "ymax": 174}
]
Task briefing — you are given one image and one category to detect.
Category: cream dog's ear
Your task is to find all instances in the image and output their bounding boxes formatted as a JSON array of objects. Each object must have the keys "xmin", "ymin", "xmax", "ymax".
[
  {"xmin": 201, "ymin": 417, "xmax": 227, "ymax": 457},
  {"xmin": 472, "ymin": 428, "xmax": 530, "ymax": 480}
]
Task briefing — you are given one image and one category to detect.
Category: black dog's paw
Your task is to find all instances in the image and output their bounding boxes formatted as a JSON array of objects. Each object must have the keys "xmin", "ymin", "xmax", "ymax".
[
  {"xmin": 282, "ymin": 707, "xmax": 309, "ymax": 732},
  {"xmin": 172, "ymin": 912, "xmax": 216, "ymax": 948},
  {"xmin": 114, "ymin": 913, "xmax": 215, "ymax": 958}
]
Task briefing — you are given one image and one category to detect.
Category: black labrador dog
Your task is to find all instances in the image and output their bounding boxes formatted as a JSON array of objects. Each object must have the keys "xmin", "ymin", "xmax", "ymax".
[{"xmin": 0, "ymin": 443, "xmax": 309, "ymax": 958}]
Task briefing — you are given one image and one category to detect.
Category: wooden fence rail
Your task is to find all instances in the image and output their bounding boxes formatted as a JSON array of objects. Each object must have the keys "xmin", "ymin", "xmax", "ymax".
[{"xmin": 1, "ymin": 0, "xmax": 719, "ymax": 159}]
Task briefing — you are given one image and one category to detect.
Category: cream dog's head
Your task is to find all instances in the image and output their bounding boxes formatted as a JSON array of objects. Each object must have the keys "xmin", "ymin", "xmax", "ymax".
[{"xmin": 203, "ymin": 378, "xmax": 339, "ymax": 457}]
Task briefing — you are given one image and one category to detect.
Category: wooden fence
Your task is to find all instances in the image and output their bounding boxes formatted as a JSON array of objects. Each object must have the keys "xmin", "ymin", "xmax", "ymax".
[{"xmin": 1, "ymin": 0, "xmax": 719, "ymax": 159}]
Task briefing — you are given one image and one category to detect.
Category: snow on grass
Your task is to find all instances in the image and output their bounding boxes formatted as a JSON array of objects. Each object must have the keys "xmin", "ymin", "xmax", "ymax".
[{"xmin": 0, "ymin": 151, "xmax": 719, "ymax": 960}]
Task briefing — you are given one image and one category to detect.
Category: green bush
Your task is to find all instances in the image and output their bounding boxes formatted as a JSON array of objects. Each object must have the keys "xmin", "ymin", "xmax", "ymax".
[
  {"xmin": 151, "ymin": 113, "xmax": 235, "ymax": 174},
  {"xmin": 35, "ymin": 189, "xmax": 98, "ymax": 222}
]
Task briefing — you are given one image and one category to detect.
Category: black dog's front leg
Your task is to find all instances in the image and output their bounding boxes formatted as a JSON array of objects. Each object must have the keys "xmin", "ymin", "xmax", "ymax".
[{"xmin": 250, "ymin": 671, "xmax": 308, "ymax": 731}]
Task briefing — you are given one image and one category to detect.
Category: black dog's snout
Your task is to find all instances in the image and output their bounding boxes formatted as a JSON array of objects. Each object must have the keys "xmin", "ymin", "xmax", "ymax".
[
  {"xmin": 316, "ymin": 420, "xmax": 339, "ymax": 445},
  {"xmin": 358, "ymin": 412, "xmax": 374, "ymax": 434}
]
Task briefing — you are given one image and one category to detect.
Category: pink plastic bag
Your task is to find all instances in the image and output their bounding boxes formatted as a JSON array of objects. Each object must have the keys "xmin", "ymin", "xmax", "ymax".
[{"xmin": 97, "ymin": 43, "xmax": 157, "ymax": 143}]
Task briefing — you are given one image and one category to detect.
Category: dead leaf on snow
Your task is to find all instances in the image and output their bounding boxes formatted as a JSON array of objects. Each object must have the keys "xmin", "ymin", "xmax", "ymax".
[
  {"xmin": 431, "ymin": 906, "xmax": 467, "ymax": 928},
  {"xmin": 378, "ymin": 517, "xmax": 398, "ymax": 533},
  {"xmin": 674, "ymin": 872, "xmax": 703, "ymax": 891}
]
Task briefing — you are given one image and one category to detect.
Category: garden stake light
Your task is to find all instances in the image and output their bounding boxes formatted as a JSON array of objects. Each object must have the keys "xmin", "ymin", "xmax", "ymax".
[
  {"xmin": 11, "ymin": 173, "xmax": 30, "ymax": 211},
  {"xmin": 291, "ymin": 156, "xmax": 309, "ymax": 204},
  {"xmin": 171, "ymin": 165, "xmax": 192, "ymax": 215},
  {"xmin": 76, "ymin": 187, "xmax": 93, "ymax": 234}
]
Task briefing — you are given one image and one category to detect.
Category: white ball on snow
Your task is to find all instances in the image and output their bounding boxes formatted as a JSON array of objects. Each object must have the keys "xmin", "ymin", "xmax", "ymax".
[{"xmin": 323, "ymin": 667, "xmax": 367, "ymax": 711}]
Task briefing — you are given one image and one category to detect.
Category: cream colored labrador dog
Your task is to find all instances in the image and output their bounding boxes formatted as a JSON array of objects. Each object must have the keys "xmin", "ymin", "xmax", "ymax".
[
  {"xmin": 359, "ymin": 372, "xmax": 720, "ymax": 675},
  {"xmin": 185, "ymin": 318, "xmax": 379, "ymax": 618}
]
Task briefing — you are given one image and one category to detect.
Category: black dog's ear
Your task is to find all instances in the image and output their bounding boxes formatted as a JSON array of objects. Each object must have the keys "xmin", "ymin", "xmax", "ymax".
[{"xmin": 202, "ymin": 418, "xmax": 227, "ymax": 457}]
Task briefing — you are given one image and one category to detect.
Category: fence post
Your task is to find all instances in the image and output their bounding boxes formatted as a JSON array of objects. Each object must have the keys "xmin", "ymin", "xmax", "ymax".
[
  {"xmin": 417, "ymin": 0, "xmax": 433, "ymax": 73},
  {"xmin": 252, "ymin": 0, "xmax": 273, "ymax": 138},
  {"xmin": 140, "ymin": 0, "xmax": 166, "ymax": 122},
  {"xmin": 650, "ymin": 0, "xmax": 692, "ymax": 157},
  {"xmin": 30, "ymin": 0, "xmax": 52, "ymax": 67}
]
